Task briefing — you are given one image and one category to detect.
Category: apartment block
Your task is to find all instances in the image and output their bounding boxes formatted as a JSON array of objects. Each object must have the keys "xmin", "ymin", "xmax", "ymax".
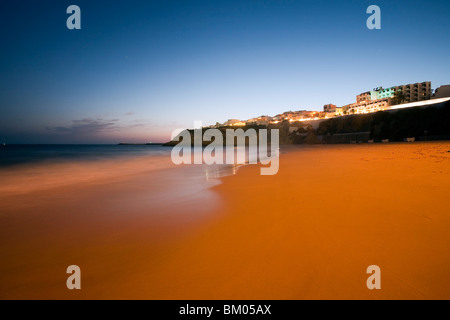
[
  {"xmin": 433, "ymin": 85, "xmax": 450, "ymax": 99},
  {"xmin": 347, "ymin": 81, "xmax": 432, "ymax": 115},
  {"xmin": 368, "ymin": 82, "xmax": 431, "ymax": 103}
]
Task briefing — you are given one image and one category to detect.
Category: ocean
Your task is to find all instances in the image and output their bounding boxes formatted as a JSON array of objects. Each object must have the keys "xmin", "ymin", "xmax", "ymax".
[
  {"xmin": 0, "ymin": 144, "xmax": 171, "ymax": 167},
  {"xmin": 0, "ymin": 144, "xmax": 240, "ymax": 211}
]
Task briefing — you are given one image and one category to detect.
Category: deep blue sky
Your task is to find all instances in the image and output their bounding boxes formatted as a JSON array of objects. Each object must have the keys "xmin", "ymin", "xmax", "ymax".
[{"xmin": 0, "ymin": 0, "xmax": 449, "ymax": 143}]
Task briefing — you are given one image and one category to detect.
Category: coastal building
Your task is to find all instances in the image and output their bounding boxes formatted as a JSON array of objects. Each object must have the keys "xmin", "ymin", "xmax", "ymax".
[
  {"xmin": 281, "ymin": 111, "xmax": 299, "ymax": 121},
  {"xmin": 433, "ymin": 85, "xmax": 450, "ymax": 99},
  {"xmin": 343, "ymin": 81, "xmax": 432, "ymax": 115},
  {"xmin": 342, "ymin": 103, "xmax": 356, "ymax": 115},
  {"xmin": 270, "ymin": 114, "xmax": 283, "ymax": 124},
  {"xmin": 323, "ymin": 104, "xmax": 337, "ymax": 113},
  {"xmin": 247, "ymin": 115, "xmax": 271, "ymax": 125},
  {"xmin": 342, "ymin": 98, "xmax": 392, "ymax": 115},
  {"xmin": 224, "ymin": 119, "xmax": 246, "ymax": 127},
  {"xmin": 370, "ymin": 87, "xmax": 396, "ymax": 100},
  {"xmin": 356, "ymin": 92, "xmax": 371, "ymax": 104},
  {"xmin": 359, "ymin": 98, "xmax": 391, "ymax": 114},
  {"xmin": 212, "ymin": 81, "xmax": 435, "ymax": 128},
  {"xmin": 368, "ymin": 82, "xmax": 431, "ymax": 103},
  {"xmin": 393, "ymin": 82, "xmax": 431, "ymax": 102}
]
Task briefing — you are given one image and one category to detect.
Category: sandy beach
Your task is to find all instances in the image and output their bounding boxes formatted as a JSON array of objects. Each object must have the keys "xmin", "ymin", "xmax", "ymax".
[{"xmin": 1, "ymin": 142, "xmax": 450, "ymax": 300}]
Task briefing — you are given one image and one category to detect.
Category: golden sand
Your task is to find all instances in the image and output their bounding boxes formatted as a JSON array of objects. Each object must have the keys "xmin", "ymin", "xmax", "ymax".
[{"xmin": 1, "ymin": 142, "xmax": 450, "ymax": 299}]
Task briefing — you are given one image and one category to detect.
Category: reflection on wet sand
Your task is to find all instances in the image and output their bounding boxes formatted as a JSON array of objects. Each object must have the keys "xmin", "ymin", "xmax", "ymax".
[
  {"xmin": 0, "ymin": 154, "xmax": 236, "ymax": 299},
  {"xmin": 204, "ymin": 164, "xmax": 242, "ymax": 180}
]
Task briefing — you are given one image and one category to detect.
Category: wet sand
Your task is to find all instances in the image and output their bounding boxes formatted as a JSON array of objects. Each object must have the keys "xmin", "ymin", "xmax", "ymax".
[{"xmin": 1, "ymin": 142, "xmax": 450, "ymax": 299}]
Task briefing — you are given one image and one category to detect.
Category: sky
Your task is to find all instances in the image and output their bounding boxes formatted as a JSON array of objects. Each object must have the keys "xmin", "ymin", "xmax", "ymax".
[{"xmin": 0, "ymin": 0, "xmax": 449, "ymax": 143}]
